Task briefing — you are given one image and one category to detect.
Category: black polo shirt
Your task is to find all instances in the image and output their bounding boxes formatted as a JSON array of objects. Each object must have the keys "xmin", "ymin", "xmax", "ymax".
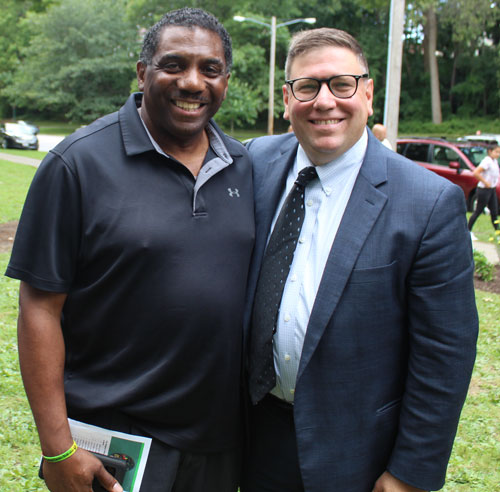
[{"xmin": 6, "ymin": 93, "xmax": 255, "ymax": 452}]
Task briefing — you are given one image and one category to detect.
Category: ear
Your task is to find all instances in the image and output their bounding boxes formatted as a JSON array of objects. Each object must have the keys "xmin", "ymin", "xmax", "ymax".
[
  {"xmin": 365, "ymin": 78, "xmax": 374, "ymax": 117},
  {"xmin": 136, "ymin": 61, "xmax": 146, "ymax": 91},
  {"xmin": 283, "ymin": 84, "xmax": 290, "ymax": 121},
  {"xmin": 222, "ymin": 72, "xmax": 231, "ymax": 100}
]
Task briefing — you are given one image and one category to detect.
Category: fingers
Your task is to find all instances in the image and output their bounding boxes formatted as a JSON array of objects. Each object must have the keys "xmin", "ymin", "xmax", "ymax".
[{"xmin": 94, "ymin": 465, "xmax": 123, "ymax": 492}]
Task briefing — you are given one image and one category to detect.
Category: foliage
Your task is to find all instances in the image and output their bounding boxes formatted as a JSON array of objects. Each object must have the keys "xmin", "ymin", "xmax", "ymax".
[
  {"xmin": 442, "ymin": 290, "xmax": 500, "ymax": 491},
  {"xmin": 0, "ymin": 147, "xmax": 499, "ymax": 490},
  {"xmin": 473, "ymin": 250, "xmax": 495, "ymax": 282},
  {"xmin": 0, "ymin": 252, "xmax": 498, "ymax": 489},
  {"xmin": 0, "ymin": 0, "xmax": 499, "ymax": 126},
  {"xmin": 2, "ymin": 0, "xmax": 138, "ymax": 123},
  {"xmin": 215, "ymin": 78, "xmax": 262, "ymax": 131},
  {"xmin": 0, "ymin": 253, "xmax": 46, "ymax": 492},
  {"xmin": 398, "ymin": 117, "xmax": 500, "ymax": 138},
  {"xmin": 0, "ymin": 0, "xmax": 57, "ymax": 116}
]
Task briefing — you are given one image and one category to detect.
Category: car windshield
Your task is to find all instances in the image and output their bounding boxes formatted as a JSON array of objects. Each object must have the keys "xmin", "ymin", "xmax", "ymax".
[
  {"xmin": 460, "ymin": 146, "xmax": 488, "ymax": 166},
  {"xmin": 4, "ymin": 123, "xmax": 33, "ymax": 137}
]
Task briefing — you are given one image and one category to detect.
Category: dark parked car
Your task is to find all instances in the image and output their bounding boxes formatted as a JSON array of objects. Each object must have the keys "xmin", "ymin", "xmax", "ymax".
[
  {"xmin": 0, "ymin": 122, "xmax": 39, "ymax": 150},
  {"xmin": 397, "ymin": 137, "xmax": 500, "ymax": 211},
  {"xmin": 17, "ymin": 120, "xmax": 39, "ymax": 135}
]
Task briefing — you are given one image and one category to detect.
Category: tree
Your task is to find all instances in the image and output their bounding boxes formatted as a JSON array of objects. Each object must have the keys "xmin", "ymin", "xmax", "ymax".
[
  {"xmin": 423, "ymin": 4, "xmax": 442, "ymax": 123},
  {"xmin": 2, "ymin": 0, "xmax": 138, "ymax": 122},
  {"xmin": 215, "ymin": 42, "xmax": 266, "ymax": 130},
  {"xmin": 0, "ymin": 0, "xmax": 57, "ymax": 117},
  {"xmin": 440, "ymin": 0, "xmax": 500, "ymax": 116}
]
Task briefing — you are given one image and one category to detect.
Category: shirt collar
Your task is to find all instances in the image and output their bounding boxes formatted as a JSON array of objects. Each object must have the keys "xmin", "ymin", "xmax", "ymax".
[
  {"xmin": 296, "ymin": 128, "xmax": 368, "ymax": 191},
  {"xmin": 137, "ymin": 107, "xmax": 233, "ymax": 165}
]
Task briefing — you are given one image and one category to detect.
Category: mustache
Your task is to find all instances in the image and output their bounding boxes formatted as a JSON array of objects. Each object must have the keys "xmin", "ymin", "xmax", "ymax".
[{"xmin": 172, "ymin": 91, "xmax": 209, "ymax": 103}]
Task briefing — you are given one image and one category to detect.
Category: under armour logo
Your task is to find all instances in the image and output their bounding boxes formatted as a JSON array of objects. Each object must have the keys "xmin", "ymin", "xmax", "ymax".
[{"xmin": 227, "ymin": 188, "xmax": 240, "ymax": 198}]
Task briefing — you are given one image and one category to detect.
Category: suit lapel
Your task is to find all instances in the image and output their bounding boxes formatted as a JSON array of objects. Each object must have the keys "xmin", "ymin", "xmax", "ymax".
[
  {"xmin": 244, "ymin": 138, "xmax": 298, "ymax": 346},
  {"xmin": 255, "ymin": 139, "xmax": 298, "ymax": 238},
  {"xmin": 252, "ymin": 138, "xmax": 298, "ymax": 272},
  {"xmin": 297, "ymin": 137, "xmax": 389, "ymax": 380}
]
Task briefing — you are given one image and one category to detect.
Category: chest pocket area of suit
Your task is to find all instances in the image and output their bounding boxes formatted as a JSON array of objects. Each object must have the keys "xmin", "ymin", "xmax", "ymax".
[{"xmin": 342, "ymin": 261, "xmax": 401, "ymax": 319}]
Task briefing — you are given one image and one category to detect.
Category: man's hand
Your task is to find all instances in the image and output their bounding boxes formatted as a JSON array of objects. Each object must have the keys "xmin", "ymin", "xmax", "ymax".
[
  {"xmin": 43, "ymin": 448, "xmax": 123, "ymax": 492},
  {"xmin": 372, "ymin": 471, "xmax": 426, "ymax": 492}
]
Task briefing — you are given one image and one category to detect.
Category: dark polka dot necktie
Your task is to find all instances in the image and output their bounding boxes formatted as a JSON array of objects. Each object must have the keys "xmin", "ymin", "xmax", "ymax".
[{"xmin": 248, "ymin": 166, "xmax": 318, "ymax": 404}]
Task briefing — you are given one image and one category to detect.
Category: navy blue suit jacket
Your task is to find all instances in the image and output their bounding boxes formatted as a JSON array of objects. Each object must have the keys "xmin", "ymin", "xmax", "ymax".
[{"xmin": 245, "ymin": 130, "xmax": 478, "ymax": 491}]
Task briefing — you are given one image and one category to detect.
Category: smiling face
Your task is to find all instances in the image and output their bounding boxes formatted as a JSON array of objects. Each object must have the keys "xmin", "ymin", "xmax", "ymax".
[
  {"xmin": 283, "ymin": 46, "xmax": 373, "ymax": 165},
  {"xmin": 489, "ymin": 146, "xmax": 500, "ymax": 159},
  {"xmin": 137, "ymin": 26, "xmax": 229, "ymax": 148}
]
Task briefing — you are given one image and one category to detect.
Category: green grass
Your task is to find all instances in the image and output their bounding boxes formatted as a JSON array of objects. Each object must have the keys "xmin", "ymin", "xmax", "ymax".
[
  {"xmin": 443, "ymin": 291, "xmax": 500, "ymax": 491},
  {"xmin": 0, "ymin": 160, "xmax": 36, "ymax": 223},
  {"xmin": 0, "ymin": 258, "xmax": 497, "ymax": 490},
  {"xmin": 398, "ymin": 117, "xmax": 500, "ymax": 140},
  {"xmin": 0, "ymin": 146, "xmax": 498, "ymax": 491},
  {"xmin": 468, "ymin": 212, "xmax": 500, "ymax": 249},
  {"xmin": 0, "ymin": 149, "xmax": 46, "ymax": 160},
  {"xmin": 0, "ymin": 254, "xmax": 44, "ymax": 490},
  {"xmin": 36, "ymin": 122, "xmax": 82, "ymax": 136}
]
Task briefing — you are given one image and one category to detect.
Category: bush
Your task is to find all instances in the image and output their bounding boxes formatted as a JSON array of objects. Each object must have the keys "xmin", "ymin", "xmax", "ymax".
[
  {"xmin": 473, "ymin": 250, "xmax": 495, "ymax": 282},
  {"xmin": 398, "ymin": 117, "xmax": 500, "ymax": 139}
]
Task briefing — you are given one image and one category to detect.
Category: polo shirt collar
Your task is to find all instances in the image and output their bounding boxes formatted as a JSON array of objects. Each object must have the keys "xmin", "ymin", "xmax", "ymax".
[
  {"xmin": 119, "ymin": 93, "xmax": 155, "ymax": 156},
  {"xmin": 120, "ymin": 93, "xmax": 237, "ymax": 165}
]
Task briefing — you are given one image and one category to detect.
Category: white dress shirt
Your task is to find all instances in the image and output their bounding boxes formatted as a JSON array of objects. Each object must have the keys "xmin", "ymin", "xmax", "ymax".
[{"xmin": 270, "ymin": 129, "xmax": 368, "ymax": 402}]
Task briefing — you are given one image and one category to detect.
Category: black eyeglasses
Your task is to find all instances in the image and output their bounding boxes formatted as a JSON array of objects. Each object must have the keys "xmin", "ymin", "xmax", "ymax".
[{"xmin": 286, "ymin": 74, "xmax": 369, "ymax": 102}]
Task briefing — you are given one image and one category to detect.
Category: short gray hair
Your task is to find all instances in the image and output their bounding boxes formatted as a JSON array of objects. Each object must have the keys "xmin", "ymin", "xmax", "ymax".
[{"xmin": 140, "ymin": 7, "xmax": 232, "ymax": 72}]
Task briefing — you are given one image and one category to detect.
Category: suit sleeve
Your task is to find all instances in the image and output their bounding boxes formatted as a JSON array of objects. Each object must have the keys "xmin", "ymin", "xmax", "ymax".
[{"xmin": 387, "ymin": 183, "xmax": 478, "ymax": 490}]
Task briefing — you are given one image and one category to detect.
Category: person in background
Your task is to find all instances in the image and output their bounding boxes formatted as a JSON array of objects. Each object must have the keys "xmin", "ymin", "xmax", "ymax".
[
  {"xmin": 372, "ymin": 122, "xmax": 393, "ymax": 149},
  {"xmin": 468, "ymin": 143, "xmax": 500, "ymax": 239},
  {"xmin": 242, "ymin": 27, "xmax": 477, "ymax": 492},
  {"xmin": 6, "ymin": 8, "xmax": 254, "ymax": 492}
]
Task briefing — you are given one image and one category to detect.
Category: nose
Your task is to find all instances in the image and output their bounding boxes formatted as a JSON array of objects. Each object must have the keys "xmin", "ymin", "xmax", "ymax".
[
  {"xmin": 177, "ymin": 67, "xmax": 204, "ymax": 92},
  {"xmin": 313, "ymin": 82, "xmax": 337, "ymax": 110}
]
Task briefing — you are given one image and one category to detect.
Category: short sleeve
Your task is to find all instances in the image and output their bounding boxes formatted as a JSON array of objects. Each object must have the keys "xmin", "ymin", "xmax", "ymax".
[{"xmin": 5, "ymin": 152, "xmax": 82, "ymax": 292}]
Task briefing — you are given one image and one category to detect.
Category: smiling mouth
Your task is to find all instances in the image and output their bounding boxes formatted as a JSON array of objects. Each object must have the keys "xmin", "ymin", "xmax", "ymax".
[
  {"xmin": 174, "ymin": 100, "xmax": 204, "ymax": 111},
  {"xmin": 311, "ymin": 119, "xmax": 341, "ymax": 125}
]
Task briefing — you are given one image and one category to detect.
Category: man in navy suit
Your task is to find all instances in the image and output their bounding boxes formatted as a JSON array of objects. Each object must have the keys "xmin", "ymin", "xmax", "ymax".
[{"xmin": 242, "ymin": 28, "xmax": 478, "ymax": 492}]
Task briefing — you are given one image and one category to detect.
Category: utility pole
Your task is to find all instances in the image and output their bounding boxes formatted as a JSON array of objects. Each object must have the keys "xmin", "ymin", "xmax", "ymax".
[
  {"xmin": 383, "ymin": 0, "xmax": 405, "ymax": 149},
  {"xmin": 234, "ymin": 15, "xmax": 316, "ymax": 135},
  {"xmin": 268, "ymin": 16, "xmax": 277, "ymax": 136}
]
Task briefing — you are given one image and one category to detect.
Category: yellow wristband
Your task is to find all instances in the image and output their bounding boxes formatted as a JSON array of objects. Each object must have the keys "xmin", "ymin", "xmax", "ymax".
[{"xmin": 43, "ymin": 441, "xmax": 78, "ymax": 463}]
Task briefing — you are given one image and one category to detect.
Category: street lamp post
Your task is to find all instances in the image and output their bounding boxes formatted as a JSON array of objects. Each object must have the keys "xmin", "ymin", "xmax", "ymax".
[{"xmin": 234, "ymin": 15, "xmax": 316, "ymax": 135}]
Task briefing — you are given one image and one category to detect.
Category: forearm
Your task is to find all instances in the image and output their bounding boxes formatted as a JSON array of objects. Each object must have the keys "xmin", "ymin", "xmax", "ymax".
[
  {"xmin": 473, "ymin": 167, "xmax": 490, "ymax": 187},
  {"xmin": 17, "ymin": 281, "xmax": 71, "ymax": 456},
  {"xmin": 373, "ymin": 471, "xmax": 426, "ymax": 492}
]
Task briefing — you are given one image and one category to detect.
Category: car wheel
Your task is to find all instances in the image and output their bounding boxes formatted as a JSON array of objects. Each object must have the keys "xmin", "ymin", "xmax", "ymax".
[{"xmin": 1, "ymin": 139, "xmax": 8, "ymax": 149}]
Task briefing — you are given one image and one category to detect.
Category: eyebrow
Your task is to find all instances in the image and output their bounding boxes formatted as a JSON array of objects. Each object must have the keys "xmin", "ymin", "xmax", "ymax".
[{"xmin": 156, "ymin": 53, "xmax": 225, "ymax": 67}]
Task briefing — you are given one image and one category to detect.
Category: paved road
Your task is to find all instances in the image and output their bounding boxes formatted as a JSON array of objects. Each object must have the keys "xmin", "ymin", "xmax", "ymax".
[
  {"xmin": 38, "ymin": 134, "xmax": 65, "ymax": 152},
  {"xmin": 0, "ymin": 134, "xmax": 65, "ymax": 167},
  {"xmin": 473, "ymin": 239, "xmax": 500, "ymax": 265},
  {"xmin": 0, "ymin": 153, "xmax": 40, "ymax": 167}
]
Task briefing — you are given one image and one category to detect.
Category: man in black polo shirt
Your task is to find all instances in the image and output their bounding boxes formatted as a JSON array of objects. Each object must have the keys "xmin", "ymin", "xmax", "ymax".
[{"xmin": 6, "ymin": 8, "xmax": 254, "ymax": 492}]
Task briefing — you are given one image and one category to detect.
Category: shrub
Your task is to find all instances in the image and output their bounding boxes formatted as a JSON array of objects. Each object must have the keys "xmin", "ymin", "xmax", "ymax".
[{"xmin": 473, "ymin": 250, "xmax": 495, "ymax": 282}]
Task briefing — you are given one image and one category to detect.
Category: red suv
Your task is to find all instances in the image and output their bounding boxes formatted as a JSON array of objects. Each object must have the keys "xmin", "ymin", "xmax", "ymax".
[{"xmin": 396, "ymin": 137, "xmax": 500, "ymax": 211}]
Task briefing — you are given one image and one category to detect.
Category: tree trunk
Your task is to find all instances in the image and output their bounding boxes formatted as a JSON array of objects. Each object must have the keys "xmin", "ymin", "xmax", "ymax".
[
  {"xmin": 424, "ymin": 6, "xmax": 442, "ymax": 124},
  {"xmin": 449, "ymin": 44, "xmax": 459, "ymax": 114}
]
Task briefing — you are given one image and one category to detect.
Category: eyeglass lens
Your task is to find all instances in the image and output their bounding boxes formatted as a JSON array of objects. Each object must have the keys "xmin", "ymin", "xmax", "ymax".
[{"xmin": 292, "ymin": 75, "xmax": 360, "ymax": 101}]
